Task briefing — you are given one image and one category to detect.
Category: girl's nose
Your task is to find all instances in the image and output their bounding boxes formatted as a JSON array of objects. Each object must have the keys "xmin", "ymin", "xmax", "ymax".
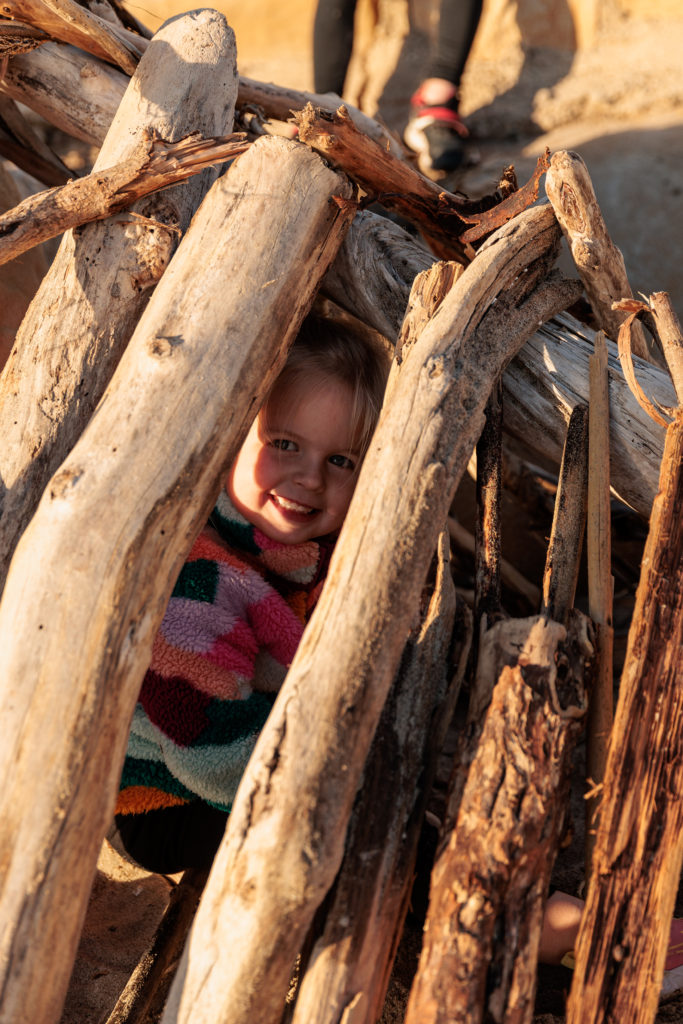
[{"xmin": 294, "ymin": 456, "xmax": 324, "ymax": 491}]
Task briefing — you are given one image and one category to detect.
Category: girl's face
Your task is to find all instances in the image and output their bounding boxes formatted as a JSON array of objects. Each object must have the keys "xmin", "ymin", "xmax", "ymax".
[{"xmin": 228, "ymin": 372, "xmax": 363, "ymax": 544}]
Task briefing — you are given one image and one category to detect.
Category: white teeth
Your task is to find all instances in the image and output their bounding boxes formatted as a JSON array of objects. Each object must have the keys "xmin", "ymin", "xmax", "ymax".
[{"xmin": 273, "ymin": 495, "xmax": 314, "ymax": 514}]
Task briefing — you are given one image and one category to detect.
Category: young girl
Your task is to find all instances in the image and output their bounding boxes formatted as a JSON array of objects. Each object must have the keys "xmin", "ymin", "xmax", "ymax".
[{"xmin": 114, "ymin": 313, "xmax": 391, "ymax": 874}]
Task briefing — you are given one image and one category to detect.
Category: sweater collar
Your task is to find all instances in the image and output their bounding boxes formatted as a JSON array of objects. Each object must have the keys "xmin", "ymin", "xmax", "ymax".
[{"xmin": 210, "ymin": 489, "xmax": 327, "ymax": 587}]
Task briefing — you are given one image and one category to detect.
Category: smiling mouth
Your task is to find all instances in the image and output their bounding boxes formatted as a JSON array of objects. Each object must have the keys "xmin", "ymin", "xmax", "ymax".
[{"xmin": 271, "ymin": 494, "xmax": 317, "ymax": 516}]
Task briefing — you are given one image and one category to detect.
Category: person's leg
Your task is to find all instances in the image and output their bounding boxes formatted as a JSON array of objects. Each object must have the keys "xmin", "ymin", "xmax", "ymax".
[
  {"xmin": 405, "ymin": 0, "xmax": 484, "ymax": 175},
  {"xmin": 114, "ymin": 802, "xmax": 229, "ymax": 874},
  {"xmin": 313, "ymin": 0, "xmax": 359, "ymax": 95},
  {"xmin": 426, "ymin": 0, "xmax": 484, "ymax": 89}
]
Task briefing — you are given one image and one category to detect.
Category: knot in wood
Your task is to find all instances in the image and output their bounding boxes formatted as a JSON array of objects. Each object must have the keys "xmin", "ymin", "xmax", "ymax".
[
  {"xmin": 50, "ymin": 467, "xmax": 83, "ymax": 500},
  {"xmin": 572, "ymin": 239, "xmax": 600, "ymax": 271},
  {"xmin": 148, "ymin": 335, "xmax": 183, "ymax": 357},
  {"xmin": 427, "ymin": 355, "xmax": 445, "ymax": 379}
]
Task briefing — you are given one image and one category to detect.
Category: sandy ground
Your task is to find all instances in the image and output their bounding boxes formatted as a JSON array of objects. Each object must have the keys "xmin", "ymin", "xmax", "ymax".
[{"xmin": 57, "ymin": 3, "xmax": 683, "ymax": 1022}]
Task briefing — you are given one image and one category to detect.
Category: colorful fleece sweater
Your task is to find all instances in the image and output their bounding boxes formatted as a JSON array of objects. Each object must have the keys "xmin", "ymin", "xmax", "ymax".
[{"xmin": 117, "ymin": 490, "xmax": 330, "ymax": 815}]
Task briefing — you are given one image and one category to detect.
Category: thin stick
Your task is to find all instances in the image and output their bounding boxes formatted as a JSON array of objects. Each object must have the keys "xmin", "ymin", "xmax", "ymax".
[
  {"xmin": 105, "ymin": 869, "xmax": 208, "ymax": 1024},
  {"xmin": 0, "ymin": 131, "xmax": 249, "ymax": 267},
  {"xmin": 448, "ymin": 517, "xmax": 540, "ymax": 609},
  {"xmin": 650, "ymin": 291, "xmax": 683, "ymax": 403},
  {"xmin": 474, "ymin": 381, "xmax": 503, "ymax": 626},
  {"xmin": 586, "ymin": 331, "xmax": 614, "ymax": 874},
  {"xmin": 541, "ymin": 403, "xmax": 588, "ymax": 624}
]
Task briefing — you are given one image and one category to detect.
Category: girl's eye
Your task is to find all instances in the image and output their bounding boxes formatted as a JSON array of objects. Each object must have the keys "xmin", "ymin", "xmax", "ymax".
[
  {"xmin": 328, "ymin": 453, "xmax": 356, "ymax": 471},
  {"xmin": 271, "ymin": 438, "xmax": 297, "ymax": 452}
]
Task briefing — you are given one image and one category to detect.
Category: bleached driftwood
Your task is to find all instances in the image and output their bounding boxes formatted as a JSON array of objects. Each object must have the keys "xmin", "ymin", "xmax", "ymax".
[
  {"xmin": 405, "ymin": 614, "xmax": 592, "ymax": 1024},
  {"xmin": 0, "ymin": 36, "xmax": 404, "ymax": 157},
  {"xmin": 159, "ymin": 206, "xmax": 580, "ymax": 1024},
  {"xmin": 290, "ymin": 533, "xmax": 462, "ymax": 1024},
  {"xmin": 502, "ymin": 312, "xmax": 676, "ymax": 517},
  {"xmin": 567, "ymin": 410, "xmax": 683, "ymax": 1024},
  {"xmin": 321, "ymin": 209, "xmax": 434, "ymax": 340},
  {"xmin": 585, "ymin": 333, "xmax": 614, "ymax": 870},
  {"xmin": 2, "ymin": 0, "xmax": 146, "ymax": 71},
  {"xmin": 0, "ymin": 137, "xmax": 354, "ymax": 1024},
  {"xmin": 0, "ymin": 9, "xmax": 239, "ymax": 594},
  {"xmin": 295, "ymin": 103, "xmax": 550, "ymax": 261},
  {"xmin": 541, "ymin": 403, "xmax": 588, "ymax": 623},
  {"xmin": 545, "ymin": 149, "xmax": 650, "ymax": 360},
  {"xmin": 0, "ymin": 131, "xmax": 248, "ymax": 265},
  {"xmin": 289, "ymin": 264, "xmax": 466, "ymax": 1024},
  {"xmin": 0, "ymin": 40, "xmax": 128, "ymax": 145},
  {"xmin": 322, "ymin": 212, "xmax": 672, "ymax": 518}
]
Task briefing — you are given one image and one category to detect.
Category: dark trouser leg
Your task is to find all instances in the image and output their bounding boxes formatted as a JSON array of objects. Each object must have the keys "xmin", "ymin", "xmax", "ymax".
[
  {"xmin": 313, "ymin": 0, "xmax": 358, "ymax": 94},
  {"xmin": 426, "ymin": 0, "xmax": 484, "ymax": 87},
  {"xmin": 115, "ymin": 803, "xmax": 229, "ymax": 874}
]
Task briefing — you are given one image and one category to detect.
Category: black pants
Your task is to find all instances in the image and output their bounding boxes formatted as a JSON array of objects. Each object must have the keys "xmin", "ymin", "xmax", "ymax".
[
  {"xmin": 115, "ymin": 802, "xmax": 229, "ymax": 875},
  {"xmin": 313, "ymin": 0, "xmax": 484, "ymax": 96}
]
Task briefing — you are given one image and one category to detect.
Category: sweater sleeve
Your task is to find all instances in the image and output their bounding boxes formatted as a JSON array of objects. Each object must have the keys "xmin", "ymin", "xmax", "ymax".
[{"xmin": 117, "ymin": 531, "xmax": 305, "ymax": 814}]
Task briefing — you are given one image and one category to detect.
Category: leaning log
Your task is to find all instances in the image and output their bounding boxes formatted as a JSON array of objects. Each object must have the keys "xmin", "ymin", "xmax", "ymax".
[
  {"xmin": 545, "ymin": 149, "xmax": 650, "ymax": 360},
  {"xmin": 0, "ymin": 9, "xmax": 239, "ymax": 595},
  {"xmin": 0, "ymin": 136, "xmax": 355, "ymax": 1024},
  {"xmin": 318, "ymin": 212, "xmax": 674, "ymax": 519},
  {"xmin": 0, "ymin": 40, "xmax": 128, "ymax": 145},
  {"xmin": 0, "ymin": 131, "xmax": 249, "ymax": 266},
  {"xmin": 160, "ymin": 206, "xmax": 580, "ymax": 1024},
  {"xmin": 404, "ymin": 614, "xmax": 592, "ymax": 1024},
  {"xmin": 290, "ymin": 532, "xmax": 462, "ymax": 1024},
  {"xmin": 566, "ymin": 408, "xmax": 683, "ymax": 1024},
  {"xmin": 289, "ymin": 264, "xmax": 465, "ymax": 1024}
]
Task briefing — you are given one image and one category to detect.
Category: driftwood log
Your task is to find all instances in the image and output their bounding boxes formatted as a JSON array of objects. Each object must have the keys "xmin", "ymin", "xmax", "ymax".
[
  {"xmin": 159, "ymin": 205, "xmax": 580, "ymax": 1024},
  {"xmin": 315, "ymin": 209, "xmax": 676, "ymax": 519},
  {"xmin": 0, "ymin": 131, "xmax": 249, "ymax": 266},
  {"xmin": 288, "ymin": 263, "xmax": 467, "ymax": 1024},
  {"xmin": 566, "ymin": 310, "xmax": 683, "ymax": 1024},
  {"xmin": 0, "ymin": 34, "xmax": 403, "ymax": 157},
  {"xmin": 502, "ymin": 311, "xmax": 676, "ymax": 517},
  {"xmin": 0, "ymin": 9, "xmax": 239, "ymax": 595},
  {"xmin": 0, "ymin": 136, "xmax": 355, "ymax": 1024},
  {"xmin": 545, "ymin": 149, "xmax": 650, "ymax": 360},
  {"xmin": 290, "ymin": 532, "xmax": 463, "ymax": 1024},
  {"xmin": 404, "ymin": 613, "xmax": 592, "ymax": 1024}
]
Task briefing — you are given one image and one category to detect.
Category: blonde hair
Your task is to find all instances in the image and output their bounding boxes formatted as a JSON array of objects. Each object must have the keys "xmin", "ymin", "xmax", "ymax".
[{"xmin": 265, "ymin": 314, "xmax": 391, "ymax": 457}]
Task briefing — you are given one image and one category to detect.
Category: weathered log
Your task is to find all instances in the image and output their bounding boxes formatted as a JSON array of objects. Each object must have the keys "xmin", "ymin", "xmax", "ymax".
[
  {"xmin": 649, "ymin": 291, "xmax": 683, "ymax": 400},
  {"xmin": 295, "ymin": 103, "xmax": 550, "ymax": 261},
  {"xmin": 541, "ymin": 403, "xmax": 588, "ymax": 623},
  {"xmin": 159, "ymin": 206, "xmax": 580, "ymax": 1024},
  {"xmin": 0, "ymin": 9, "xmax": 239, "ymax": 595},
  {"xmin": 566, "ymin": 409, "xmax": 683, "ymax": 1024},
  {"xmin": 0, "ymin": 40, "xmax": 128, "ymax": 145},
  {"xmin": 405, "ymin": 613, "xmax": 592, "ymax": 1024},
  {"xmin": 0, "ymin": 137, "xmax": 354, "ymax": 1024},
  {"xmin": 321, "ymin": 209, "xmax": 434, "ymax": 340},
  {"xmin": 288, "ymin": 262, "xmax": 466, "ymax": 1024},
  {"xmin": 545, "ymin": 149, "xmax": 651, "ymax": 360},
  {"xmin": 0, "ymin": 130, "xmax": 249, "ymax": 266},
  {"xmin": 2, "ymin": 0, "xmax": 146, "ymax": 71},
  {"xmin": 289, "ymin": 533, "xmax": 463, "ymax": 1024},
  {"xmin": 502, "ymin": 311, "xmax": 676, "ymax": 517},
  {"xmin": 585, "ymin": 332, "xmax": 614, "ymax": 870},
  {"xmin": 475, "ymin": 382, "xmax": 503, "ymax": 627},
  {"xmin": 322, "ymin": 214, "xmax": 671, "ymax": 519},
  {"xmin": 0, "ymin": 38, "xmax": 404, "ymax": 159}
]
